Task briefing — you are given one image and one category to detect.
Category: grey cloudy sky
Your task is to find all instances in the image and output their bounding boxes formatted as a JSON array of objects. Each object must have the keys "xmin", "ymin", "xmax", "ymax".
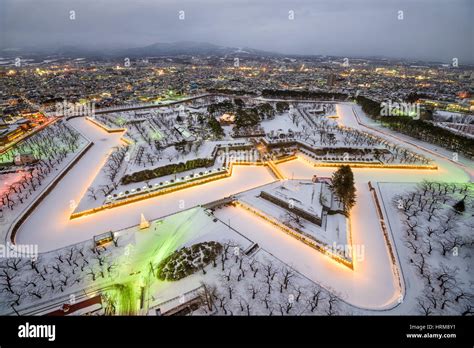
[{"xmin": 1, "ymin": 0, "xmax": 473, "ymax": 63}]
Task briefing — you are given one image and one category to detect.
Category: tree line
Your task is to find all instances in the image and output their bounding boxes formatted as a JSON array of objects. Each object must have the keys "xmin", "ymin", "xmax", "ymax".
[
  {"xmin": 355, "ymin": 96, "xmax": 474, "ymax": 158},
  {"xmin": 261, "ymin": 89, "xmax": 348, "ymax": 100}
]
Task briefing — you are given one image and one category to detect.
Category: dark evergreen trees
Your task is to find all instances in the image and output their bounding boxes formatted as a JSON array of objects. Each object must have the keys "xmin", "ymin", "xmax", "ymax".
[
  {"xmin": 453, "ymin": 199, "xmax": 465, "ymax": 214},
  {"xmin": 331, "ymin": 165, "xmax": 357, "ymax": 214},
  {"xmin": 276, "ymin": 101, "xmax": 290, "ymax": 113},
  {"xmin": 355, "ymin": 96, "xmax": 474, "ymax": 158},
  {"xmin": 208, "ymin": 116, "xmax": 224, "ymax": 138},
  {"xmin": 235, "ymin": 108, "xmax": 260, "ymax": 128}
]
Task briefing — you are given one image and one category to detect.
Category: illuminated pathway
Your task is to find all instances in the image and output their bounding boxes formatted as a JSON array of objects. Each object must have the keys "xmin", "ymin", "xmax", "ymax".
[
  {"xmin": 14, "ymin": 117, "xmax": 275, "ymax": 250},
  {"xmin": 337, "ymin": 103, "xmax": 473, "ymax": 181},
  {"xmin": 11, "ymin": 103, "xmax": 472, "ymax": 310}
]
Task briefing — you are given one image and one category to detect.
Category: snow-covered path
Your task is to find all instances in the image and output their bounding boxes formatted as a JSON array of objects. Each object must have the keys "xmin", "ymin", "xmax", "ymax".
[
  {"xmin": 262, "ymin": 157, "xmax": 466, "ymax": 310},
  {"xmin": 15, "ymin": 117, "xmax": 275, "ymax": 251},
  {"xmin": 11, "ymin": 103, "xmax": 472, "ymax": 311},
  {"xmin": 336, "ymin": 103, "xmax": 473, "ymax": 181}
]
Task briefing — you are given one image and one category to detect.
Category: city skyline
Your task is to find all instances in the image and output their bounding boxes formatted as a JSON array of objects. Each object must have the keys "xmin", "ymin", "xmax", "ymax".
[
  {"xmin": 1, "ymin": 0, "xmax": 473, "ymax": 64},
  {"xmin": 0, "ymin": 0, "xmax": 472, "ymax": 343}
]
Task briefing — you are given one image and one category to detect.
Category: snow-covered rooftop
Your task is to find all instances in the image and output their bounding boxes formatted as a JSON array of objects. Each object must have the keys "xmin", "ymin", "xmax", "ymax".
[{"xmin": 264, "ymin": 180, "xmax": 324, "ymax": 219}]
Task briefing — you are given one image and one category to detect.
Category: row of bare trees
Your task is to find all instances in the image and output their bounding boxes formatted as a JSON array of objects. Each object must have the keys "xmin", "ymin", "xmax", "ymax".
[
  {"xmin": 0, "ymin": 122, "xmax": 83, "ymax": 212},
  {"xmin": 0, "ymin": 234, "xmax": 123, "ymax": 314},
  {"xmin": 197, "ymin": 242, "xmax": 345, "ymax": 316},
  {"xmin": 394, "ymin": 181, "xmax": 473, "ymax": 316}
]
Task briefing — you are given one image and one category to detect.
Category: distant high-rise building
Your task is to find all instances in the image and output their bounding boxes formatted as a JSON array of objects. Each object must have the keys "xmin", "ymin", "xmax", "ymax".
[{"xmin": 327, "ymin": 73, "xmax": 336, "ymax": 86}]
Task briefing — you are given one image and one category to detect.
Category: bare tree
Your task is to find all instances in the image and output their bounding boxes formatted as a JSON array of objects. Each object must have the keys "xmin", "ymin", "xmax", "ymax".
[
  {"xmin": 248, "ymin": 284, "xmax": 260, "ymax": 300},
  {"xmin": 281, "ymin": 267, "xmax": 294, "ymax": 291},
  {"xmin": 462, "ymin": 304, "xmax": 474, "ymax": 316},
  {"xmin": 326, "ymin": 293, "xmax": 339, "ymax": 316},
  {"xmin": 405, "ymin": 240, "xmax": 420, "ymax": 254},
  {"xmin": 87, "ymin": 187, "xmax": 97, "ymax": 201},
  {"xmin": 198, "ymin": 282, "xmax": 217, "ymax": 312},
  {"xmin": 308, "ymin": 286, "xmax": 325, "ymax": 312},
  {"xmin": 412, "ymin": 253, "xmax": 427, "ymax": 276},
  {"xmin": 417, "ymin": 297, "xmax": 433, "ymax": 315}
]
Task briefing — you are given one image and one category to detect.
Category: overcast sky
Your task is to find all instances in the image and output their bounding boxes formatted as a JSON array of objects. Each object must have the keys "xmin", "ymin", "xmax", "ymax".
[{"xmin": 1, "ymin": 0, "xmax": 472, "ymax": 63}]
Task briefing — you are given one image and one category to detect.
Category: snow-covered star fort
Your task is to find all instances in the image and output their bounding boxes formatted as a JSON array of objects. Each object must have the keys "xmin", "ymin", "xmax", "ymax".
[{"xmin": 1, "ymin": 95, "xmax": 472, "ymax": 316}]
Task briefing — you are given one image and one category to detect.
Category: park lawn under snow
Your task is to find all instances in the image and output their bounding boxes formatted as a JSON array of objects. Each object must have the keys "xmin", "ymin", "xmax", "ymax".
[
  {"xmin": 1, "ymin": 207, "xmax": 253, "ymax": 315},
  {"xmin": 75, "ymin": 137, "xmax": 253, "ymax": 212},
  {"xmin": 377, "ymin": 182, "xmax": 473, "ymax": 315},
  {"xmin": 7, "ymin": 100, "xmax": 473, "ymax": 316},
  {"xmin": 146, "ymin": 235, "xmax": 357, "ymax": 316},
  {"xmin": 0, "ymin": 121, "xmax": 89, "ymax": 242},
  {"xmin": 260, "ymin": 111, "xmax": 304, "ymax": 133},
  {"xmin": 237, "ymin": 180, "xmax": 349, "ymax": 248}
]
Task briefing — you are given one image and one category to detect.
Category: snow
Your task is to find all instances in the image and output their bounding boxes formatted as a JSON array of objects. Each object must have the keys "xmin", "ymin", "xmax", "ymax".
[
  {"xmin": 236, "ymin": 180, "xmax": 349, "ymax": 248},
  {"xmin": 0, "ymin": 206, "xmax": 253, "ymax": 314},
  {"xmin": 14, "ymin": 116, "xmax": 275, "ymax": 251},
  {"xmin": 0, "ymin": 121, "xmax": 89, "ymax": 243},
  {"xmin": 260, "ymin": 112, "xmax": 303, "ymax": 133},
  {"xmin": 6, "ymin": 99, "xmax": 473, "ymax": 315},
  {"xmin": 264, "ymin": 180, "xmax": 325, "ymax": 219},
  {"xmin": 340, "ymin": 103, "xmax": 473, "ymax": 180},
  {"xmin": 75, "ymin": 136, "xmax": 254, "ymax": 212},
  {"xmin": 376, "ymin": 182, "xmax": 473, "ymax": 315},
  {"xmin": 213, "ymin": 199, "xmax": 399, "ymax": 310}
]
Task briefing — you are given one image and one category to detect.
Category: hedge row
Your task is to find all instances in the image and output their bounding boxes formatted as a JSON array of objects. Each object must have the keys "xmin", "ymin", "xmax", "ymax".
[
  {"xmin": 121, "ymin": 157, "xmax": 214, "ymax": 185},
  {"xmin": 156, "ymin": 241, "xmax": 223, "ymax": 281}
]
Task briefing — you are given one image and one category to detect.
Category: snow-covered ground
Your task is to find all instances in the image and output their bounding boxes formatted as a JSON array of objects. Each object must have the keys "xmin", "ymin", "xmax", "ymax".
[
  {"xmin": 341, "ymin": 103, "xmax": 473, "ymax": 180},
  {"xmin": 213, "ymin": 198, "xmax": 397, "ymax": 310},
  {"xmin": 5, "ymin": 99, "xmax": 472, "ymax": 315},
  {"xmin": 75, "ymin": 137, "xmax": 254, "ymax": 212},
  {"xmin": 75, "ymin": 100, "xmax": 436, "ymax": 213},
  {"xmin": 377, "ymin": 182, "xmax": 473, "ymax": 315},
  {"xmin": 0, "ymin": 121, "xmax": 89, "ymax": 243},
  {"xmin": 262, "ymin": 104, "xmax": 432, "ymax": 167},
  {"xmin": 192, "ymin": 245, "xmax": 355, "ymax": 316},
  {"xmin": 14, "ymin": 116, "xmax": 275, "ymax": 251},
  {"xmin": 0, "ymin": 207, "xmax": 254, "ymax": 315},
  {"xmin": 260, "ymin": 111, "xmax": 302, "ymax": 133},
  {"xmin": 237, "ymin": 180, "xmax": 348, "ymax": 249}
]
